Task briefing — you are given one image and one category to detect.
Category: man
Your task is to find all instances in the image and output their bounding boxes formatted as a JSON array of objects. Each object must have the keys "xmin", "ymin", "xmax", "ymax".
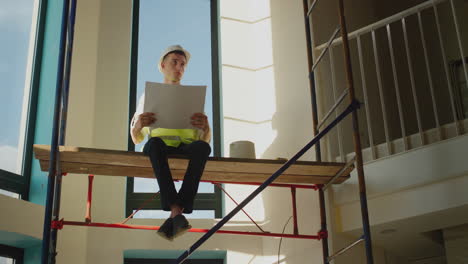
[{"xmin": 130, "ymin": 45, "xmax": 211, "ymax": 240}]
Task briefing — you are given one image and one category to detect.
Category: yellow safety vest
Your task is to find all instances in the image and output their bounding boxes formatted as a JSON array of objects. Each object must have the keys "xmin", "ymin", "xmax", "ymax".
[{"xmin": 148, "ymin": 128, "xmax": 199, "ymax": 147}]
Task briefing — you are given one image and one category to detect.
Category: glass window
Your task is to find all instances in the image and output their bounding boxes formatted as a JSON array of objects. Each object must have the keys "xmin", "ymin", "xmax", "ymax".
[
  {"xmin": 127, "ymin": 0, "xmax": 222, "ymax": 219},
  {"xmin": 0, "ymin": 256, "xmax": 14, "ymax": 264},
  {"xmin": 0, "ymin": 0, "xmax": 38, "ymax": 174},
  {"xmin": 0, "ymin": 244, "xmax": 24, "ymax": 264},
  {"xmin": 133, "ymin": 0, "xmax": 214, "ymax": 192},
  {"xmin": 0, "ymin": 0, "xmax": 40, "ymax": 197},
  {"xmin": 0, "ymin": 189, "xmax": 19, "ymax": 199}
]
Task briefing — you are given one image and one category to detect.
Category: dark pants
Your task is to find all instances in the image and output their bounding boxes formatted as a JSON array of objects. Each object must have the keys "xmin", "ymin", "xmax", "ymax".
[{"xmin": 143, "ymin": 137, "xmax": 211, "ymax": 214}]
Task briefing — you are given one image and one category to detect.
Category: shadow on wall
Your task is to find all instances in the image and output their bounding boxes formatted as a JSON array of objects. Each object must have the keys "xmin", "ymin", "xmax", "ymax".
[{"xmin": 253, "ymin": 0, "xmax": 320, "ymax": 239}]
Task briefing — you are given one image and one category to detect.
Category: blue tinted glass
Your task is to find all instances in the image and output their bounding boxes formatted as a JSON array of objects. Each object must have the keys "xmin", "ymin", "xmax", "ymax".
[{"xmin": 0, "ymin": 1, "xmax": 36, "ymax": 175}]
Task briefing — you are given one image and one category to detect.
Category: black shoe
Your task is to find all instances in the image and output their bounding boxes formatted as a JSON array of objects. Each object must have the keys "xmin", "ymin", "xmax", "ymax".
[
  {"xmin": 157, "ymin": 218, "xmax": 174, "ymax": 241},
  {"xmin": 172, "ymin": 215, "xmax": 192, "ymax": 238}
]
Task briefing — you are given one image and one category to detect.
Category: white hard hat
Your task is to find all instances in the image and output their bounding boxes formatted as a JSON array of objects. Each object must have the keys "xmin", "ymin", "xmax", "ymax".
[{"xmin": 158, "ymin": 45, "xmax": 191, "ymax": 72}]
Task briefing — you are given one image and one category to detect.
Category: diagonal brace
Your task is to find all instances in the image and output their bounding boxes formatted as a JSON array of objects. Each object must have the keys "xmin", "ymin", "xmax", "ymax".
[
  {"xmin": 214, "ymin": 183, "xmax": 267, "ymax": 233},
  {"xmin": 173, "ymin": 100, "xmax": 360, "ymax": 264},
  {"xmin": 311, "ymin": 27, "xmax": 341, "ymax": 72}
]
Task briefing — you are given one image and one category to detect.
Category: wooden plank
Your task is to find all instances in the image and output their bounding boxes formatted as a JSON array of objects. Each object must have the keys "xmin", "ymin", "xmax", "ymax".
[
  {"xmin": 34, "ymin": 144, "xmax": 352, "ymax": 184},
  {"xmin": 34, "ymin": 145, "xmax": 353, "ymax": 176},
  {"xmin": 39, "ymin": 161, "xmax": 349, "ymax": 184},
  {"xmin": 34, "ymin": 145, "xmax": 149, "ymax": 167}
]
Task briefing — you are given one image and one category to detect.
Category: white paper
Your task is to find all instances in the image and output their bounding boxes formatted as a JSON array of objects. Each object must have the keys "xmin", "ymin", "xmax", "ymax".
[{"xmin": 143, "ymin": 82, "xmax": 206, "ymax": 129}]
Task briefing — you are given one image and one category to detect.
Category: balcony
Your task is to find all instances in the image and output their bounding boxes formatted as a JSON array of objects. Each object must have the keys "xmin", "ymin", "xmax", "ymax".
[{"xmin": 312, "ymin": 0, "xmax": 468, "ymax": 261}]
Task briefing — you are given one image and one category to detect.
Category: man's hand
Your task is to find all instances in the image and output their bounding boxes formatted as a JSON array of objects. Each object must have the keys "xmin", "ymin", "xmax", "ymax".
[
  {"xmin": 190, "ymin": 113, "xmax": 209, "ymax": 132},
  {"xmin": 191, "ymin": 113, "xmax": 211, "ymax": 143},
  {"xmin": 134, "ymin": 112, "xmax": 157, "ymax": 130},
  {"xmin": 130, "ymin": 112, "xmax": 156, "ymax": 145}
]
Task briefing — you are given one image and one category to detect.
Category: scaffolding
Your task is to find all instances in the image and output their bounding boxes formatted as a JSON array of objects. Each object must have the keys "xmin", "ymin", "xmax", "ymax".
[{"xmin": 38, "ymin": 0, "xmax": 375, "ymax": 263}]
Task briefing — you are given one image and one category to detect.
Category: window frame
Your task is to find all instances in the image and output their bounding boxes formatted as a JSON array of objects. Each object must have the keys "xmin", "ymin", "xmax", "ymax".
[
  {"xmin": 0, "ymin": 244, "xmax": 24, "ymax": 264},
  {"xmin": 0, "ymin": 0, "xmax": 47, "ymax": 200},
  {"xmin": 126, "ymin": 0, "xmax": 223, "ymax": 219}
]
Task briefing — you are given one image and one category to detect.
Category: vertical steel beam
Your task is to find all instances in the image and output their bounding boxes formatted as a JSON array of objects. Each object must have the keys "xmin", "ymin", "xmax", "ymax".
[
  {"xmin": 318, "ymin": 187, "xmax": 328, "ymax": 263},
  {"xmin": 41, "ymin": 0, "xmax": 71, "ymax": 263},
  {"xmin": 302, "ymin": 0, "xmax": 329, "ymax": 263},
  {"xmin": 302, "ymin": 0, "xmax": 321, "ymax": 161},
  {"xmin": 210, "ymin": 0, "xmax": 223, "ymax": 157},
  {"xmin": 337, "ymin": 0, "xmax": 374, "ymax": 263},
  {"xmin": 48, "ymin": 1, "xmax": 78, "ymax": 263}
]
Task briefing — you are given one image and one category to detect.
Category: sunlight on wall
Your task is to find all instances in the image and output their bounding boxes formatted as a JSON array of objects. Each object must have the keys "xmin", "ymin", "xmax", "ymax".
[
  {"xmin": 220, "ymin": 0, "xmax": 277, "ymax": 159},
  {"xmin": 220, "ymin": 0, "xmax": 276, "ymax": 224}
]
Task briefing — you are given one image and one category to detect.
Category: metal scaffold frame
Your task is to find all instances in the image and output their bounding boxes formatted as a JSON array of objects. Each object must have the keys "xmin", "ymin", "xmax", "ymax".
[{"xmin": 40, "ymin": 0, "xmax": 375, "ymax": 263}]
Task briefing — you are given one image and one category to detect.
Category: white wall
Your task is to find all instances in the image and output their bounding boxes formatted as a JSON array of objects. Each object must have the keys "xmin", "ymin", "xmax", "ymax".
[
  {"xmin": 221, "ymin": 0, "xmax": 276, "ymax": 158},
  {"xmin": 0, "ymin": 195, "xmax": 43, "ymax": 242},
  {"xmin": 55, "ymin": 0, "xmax": 102, "ymax": 262}
]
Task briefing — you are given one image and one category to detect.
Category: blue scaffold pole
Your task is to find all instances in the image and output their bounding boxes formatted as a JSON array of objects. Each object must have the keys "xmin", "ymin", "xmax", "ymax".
[
  {"xmin": 49, "ymin": 0, "xmax": 78, "ymax": 263},
  {"xmin": 41, "ymin": 0, "xmax": 72, "ymax": 263}
]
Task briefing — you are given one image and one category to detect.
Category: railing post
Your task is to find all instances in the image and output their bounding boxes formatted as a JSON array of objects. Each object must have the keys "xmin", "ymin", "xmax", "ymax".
[
  {"xmin": 449, "ymin": 0, "xmax": 468, "ymax": 107},
  {"xmin": 432, "ymin": 2, "xmax": 460, "ymax": 135},
  {"xmin": 386, "ymin": 24, "xmax": 408, "ymax": 150},
  {"xmin": 356, "ymin": 35, "xmax": 376, "ymax": 160},
  {"xmin": 329, "ymin": 48, "xmax": 346, "ymax": 162},
  {"xmin": 371, "ymin": 30, "xmax": 392, "ymax": 156},
  {"xmin": 417, "ymin": 12, "xmax": 442, "ymax": 141},
  {"xmin": 337, "ymin": 0, "xmax": 374, "ymax": 263},
  {"xmin": 402, "ymin": 18, "xmax": 425, "ymax": 146}
]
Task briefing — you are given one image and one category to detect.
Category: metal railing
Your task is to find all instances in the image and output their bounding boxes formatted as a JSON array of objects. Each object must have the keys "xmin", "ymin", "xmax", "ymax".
[{"xmin": 317, "ymin": 0, "xmax": 468, "ymax": 162}]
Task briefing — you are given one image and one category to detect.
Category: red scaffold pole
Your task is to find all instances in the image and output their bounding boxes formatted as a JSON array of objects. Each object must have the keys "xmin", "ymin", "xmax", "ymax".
[
  {"xmin": 291, "ymin": 187, "xmax": 299, "ymax": 235},
  {"xmin": 85, "ymin": 175, "xmax": 94, "ymax": 223},
  {"xmin": 51, "ymin": 220, "xmax": 322, "ymax": 240},
  {"xmin": 207, "ymin": 180, "xmax": 319, "ymax": 190}
]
